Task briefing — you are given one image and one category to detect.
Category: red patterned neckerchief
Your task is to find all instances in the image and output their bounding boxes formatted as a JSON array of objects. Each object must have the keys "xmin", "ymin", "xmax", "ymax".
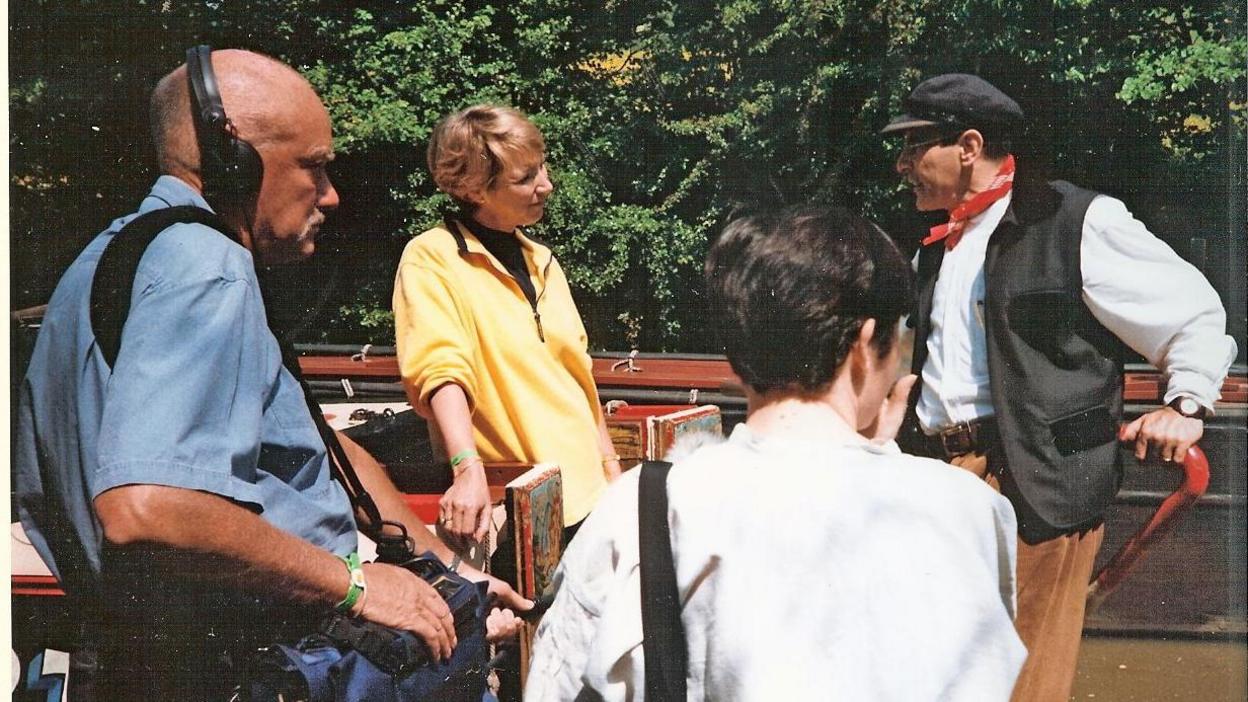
[{"xmin": 922, "ymin": 154, "xmax": 1015, "ymax": 250}]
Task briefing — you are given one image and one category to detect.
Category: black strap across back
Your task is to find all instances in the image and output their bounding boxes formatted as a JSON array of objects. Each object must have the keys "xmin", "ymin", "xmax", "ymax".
[
  {"xmin": 89, "ymin": 206, "xmax": 232, "ymax": 369},
  {"xmin": 639, "ymin": 460, "xmax": 688, "ymax": 701}
]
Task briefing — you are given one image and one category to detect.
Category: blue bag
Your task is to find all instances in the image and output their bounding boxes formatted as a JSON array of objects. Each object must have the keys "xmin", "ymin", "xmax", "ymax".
[{"xmin": 238, "ymin": 553, "xmax": 491, "ymax": 702}]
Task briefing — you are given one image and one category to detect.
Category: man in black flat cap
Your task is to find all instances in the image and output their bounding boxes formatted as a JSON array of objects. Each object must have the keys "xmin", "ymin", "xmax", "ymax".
[{"xmin": 884, "ymin": 73, "xmax": 1237, "ymax": 701}]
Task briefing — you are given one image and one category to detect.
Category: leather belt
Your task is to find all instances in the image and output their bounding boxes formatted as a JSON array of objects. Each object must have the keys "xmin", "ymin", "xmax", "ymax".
[{"xmin": 924, "ymin": 416, "xmax": 998, "ymax": 460}]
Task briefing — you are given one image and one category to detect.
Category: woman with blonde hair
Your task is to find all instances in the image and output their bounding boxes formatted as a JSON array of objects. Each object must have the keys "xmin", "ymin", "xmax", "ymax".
[{"xmin": 394, "ymin": 105, "xmax": 620, "ymax": 547}]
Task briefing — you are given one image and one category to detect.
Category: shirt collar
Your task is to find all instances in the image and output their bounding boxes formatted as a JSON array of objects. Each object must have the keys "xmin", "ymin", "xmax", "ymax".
[
  {"xmin": 104, "ymin": 176, "xmax": 215, "ymax": 235},
  {"xmin": 140, "ymin": 175, "xmax": 215, "ymax": 213},
  {"xmin": 459, "ymin": 214, "xmax": 514, "ymax": 243},
  {"xmin": 728, "ymin": 421, "xmax": 890, "ymax": 456}
]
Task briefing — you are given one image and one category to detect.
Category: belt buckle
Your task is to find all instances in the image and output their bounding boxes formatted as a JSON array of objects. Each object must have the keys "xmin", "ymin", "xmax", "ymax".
[{"xmin": 939, "ymin": 422, "xmax": 974, "ymax": 458}]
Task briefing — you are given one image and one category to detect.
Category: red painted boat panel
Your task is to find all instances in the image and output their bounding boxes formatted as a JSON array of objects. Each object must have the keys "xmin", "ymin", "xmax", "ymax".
[{"xmin": 297, "ymin": 354, "xmax": 1246, "ymax": 407}]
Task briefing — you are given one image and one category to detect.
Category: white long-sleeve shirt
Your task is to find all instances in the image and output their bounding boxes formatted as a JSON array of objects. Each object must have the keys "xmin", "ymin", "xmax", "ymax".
[
  {"xmin": 917, "ymin": 192, "xmax": 1238, "ymax": 432},
  {"xmin": 526, "ymin": 426, "xmax": 1026, "ymax": 701}
]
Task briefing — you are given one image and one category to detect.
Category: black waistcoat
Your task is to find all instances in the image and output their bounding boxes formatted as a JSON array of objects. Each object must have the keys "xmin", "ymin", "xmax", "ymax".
[{"xmin": 902, "ymin": 180, "xmax": 1125, "ymax": 543}]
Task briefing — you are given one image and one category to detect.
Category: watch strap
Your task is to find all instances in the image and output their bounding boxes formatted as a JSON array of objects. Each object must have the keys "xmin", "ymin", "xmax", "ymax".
[{"xmin": 1169, "ymin": 396, "xmax": 1208, "ymax": 420}]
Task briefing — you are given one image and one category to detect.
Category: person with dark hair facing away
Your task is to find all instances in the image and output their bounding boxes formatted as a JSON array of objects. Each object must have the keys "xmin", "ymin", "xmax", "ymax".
[
  {"xmin": 14, "ymin": 49, "xmax": 528, "ymax": 700},
  {"xmin": 884, "ymin": 73, "xmax": 1237, "ymax": 701},
  {"xmin": 526, "ymin": 205, "xmax": 1026, "ymax": 700}
]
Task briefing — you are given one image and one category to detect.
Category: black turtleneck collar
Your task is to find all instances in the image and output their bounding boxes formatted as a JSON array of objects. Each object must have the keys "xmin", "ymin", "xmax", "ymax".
[
  {"xmin": 459, "ymin": 213, "xmax": 515, "ymax": 242},
  {"xmin": 453, "ymin": 212, "xmax": 536, "ymax": 306}
]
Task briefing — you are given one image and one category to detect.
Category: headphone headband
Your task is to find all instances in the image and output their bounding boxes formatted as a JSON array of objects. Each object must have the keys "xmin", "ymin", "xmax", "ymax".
[
  {"xmin": 185, "ymin": 45, "xmax": 263, "ymax": 210},
  {"xmin": 186, "ymin": 45, "xmax": 227, "ymax": 131}
]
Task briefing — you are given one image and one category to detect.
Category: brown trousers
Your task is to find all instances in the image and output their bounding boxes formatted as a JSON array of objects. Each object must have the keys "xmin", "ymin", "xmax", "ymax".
[{"xmin": 951, "ymin": 453, "xmax": 1105, "ymax": 702}]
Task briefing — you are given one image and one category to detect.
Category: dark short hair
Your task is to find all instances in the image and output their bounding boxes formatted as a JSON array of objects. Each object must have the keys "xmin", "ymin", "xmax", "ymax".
[
  {"xmin": 705, "ymin": 205, "xmax": 913, "ymax": 395},
  {"xmin": 982, "ymin": 136, "xmax": 1012, "ymax": 160}
]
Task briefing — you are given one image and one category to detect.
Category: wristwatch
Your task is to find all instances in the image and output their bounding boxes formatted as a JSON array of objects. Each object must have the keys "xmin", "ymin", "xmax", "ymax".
[{"xmin": 1169, "ymin": 396, "xmax": 1208, "ymax": 421}]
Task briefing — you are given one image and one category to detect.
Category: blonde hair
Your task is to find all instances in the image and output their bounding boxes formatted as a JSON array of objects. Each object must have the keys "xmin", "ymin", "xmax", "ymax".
[{"xmin": 427, "ymin": 105, "xmax": 546, "ymax": 209}]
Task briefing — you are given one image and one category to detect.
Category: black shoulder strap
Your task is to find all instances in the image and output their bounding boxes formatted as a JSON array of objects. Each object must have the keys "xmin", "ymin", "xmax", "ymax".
[
  {"xmin": 87, "ymin": 205, "xmax": 394, "ymax": 543},
  {"xmin": 90, "ymin": 206, "xmax": 233, "ymax": 369},
  {"xmin": 277, "ymin": 339, "xmax": 387, "ymax": 532},
  {"xmin": 638, "ymin": 460, "xmax": 687, "ymax": 702}
]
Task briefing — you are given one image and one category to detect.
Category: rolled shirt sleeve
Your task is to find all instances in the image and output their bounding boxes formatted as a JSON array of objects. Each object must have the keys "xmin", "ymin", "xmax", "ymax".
[
  {"xmin": 393, "ymin": 261, "xmax": 479, "ymax": 416},
  {"xmin": 1080, "ymin": 196, "xmax": 1238, "ymax": 409}
]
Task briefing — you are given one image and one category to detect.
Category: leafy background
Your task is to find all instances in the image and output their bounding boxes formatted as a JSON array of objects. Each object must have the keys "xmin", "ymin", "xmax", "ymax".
[{"xmin": 9, "ymin": 0, "xmax": 1246, "ymax": 355}]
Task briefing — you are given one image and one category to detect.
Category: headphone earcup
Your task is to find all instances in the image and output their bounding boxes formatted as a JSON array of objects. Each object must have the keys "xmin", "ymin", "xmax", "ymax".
[
  {"xmin": 224, "ymin": 137, "xmax": 264, "ymax": 201},
  {"xmin": 201, "ymin": 135, "xmax": 264, "ymax": 208}
]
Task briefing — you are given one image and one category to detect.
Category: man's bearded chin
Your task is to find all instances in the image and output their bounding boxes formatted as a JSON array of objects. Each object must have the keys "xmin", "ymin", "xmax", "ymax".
[
  {"xmin": 281, "ymin": 216, "xmax": 324, "ymax": 262},
  {"xmin": 294, "ymin": 214, "xmax": 324, "ymax": 246},
  {"xmin": 253, "ymin": 217, "xmax": 323, "ymax": 265}
]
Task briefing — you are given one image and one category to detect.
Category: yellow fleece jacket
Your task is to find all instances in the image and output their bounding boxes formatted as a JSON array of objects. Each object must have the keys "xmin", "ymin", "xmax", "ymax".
[{"xmin": 393, "ymin": 222, "xmax": 607, "ymax": 526}]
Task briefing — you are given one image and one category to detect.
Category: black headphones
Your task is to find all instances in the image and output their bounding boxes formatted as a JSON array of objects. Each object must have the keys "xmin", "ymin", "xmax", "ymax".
[{"xmin": 185, "ymin": 45, "xmax": 264, "ymax": 210}]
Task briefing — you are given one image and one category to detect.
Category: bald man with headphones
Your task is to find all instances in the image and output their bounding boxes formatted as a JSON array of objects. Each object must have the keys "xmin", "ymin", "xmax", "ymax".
[{"xmin": 15, "ymin": 48, "xmax": 528, "ymax": 699}]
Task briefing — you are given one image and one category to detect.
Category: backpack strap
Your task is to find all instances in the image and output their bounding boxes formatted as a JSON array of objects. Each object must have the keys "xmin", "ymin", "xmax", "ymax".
[
  {"xmin": 638, "ymin": 460, "xmax": 687, "ymax": 702},
  {"xmin": 89, "ymin": 205, "xmax": 234, "ymax": 369},
  {"xmin": 277, "ymin": 338, "xmax": 388, "ymax": 532},
  {"xmin": 320, "ymin": 614, "xmax": 428, "ymax": 674}
]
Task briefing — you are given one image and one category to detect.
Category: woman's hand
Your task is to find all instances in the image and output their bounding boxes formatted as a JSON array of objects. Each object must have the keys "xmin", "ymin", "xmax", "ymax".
[
  {"xmin": 460, "ymin": 564, "xmax": 534, "ymax": 612},
  {"xmin": 428, "ymin": 384, "xmax": 492, "ymax": 542},
  {"xmin": 597, "ymin": 414, "xmax": 623, "ymax": 482},
  {"xmin": 439, "ymin": 459, "xmax": 492, "ymax": 542}
]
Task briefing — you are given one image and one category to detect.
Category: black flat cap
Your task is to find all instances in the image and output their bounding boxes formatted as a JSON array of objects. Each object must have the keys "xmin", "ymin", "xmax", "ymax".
[{"xmin": 881, "ymin": 73, "xmax": 1024, "ymax": 135}]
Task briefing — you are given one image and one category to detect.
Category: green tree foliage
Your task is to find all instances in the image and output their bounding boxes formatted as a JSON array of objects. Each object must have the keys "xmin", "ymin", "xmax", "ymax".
[{"xmin": 10, "ymin": 0, "xmax": 1245, "ymax": 351}]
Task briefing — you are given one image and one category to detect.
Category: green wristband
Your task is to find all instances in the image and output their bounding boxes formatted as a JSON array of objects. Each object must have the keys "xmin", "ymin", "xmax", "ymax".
[
  {"xmin": 335, "ymin": 551, "xmax": 366, "ymax": 614},
  {"xmin": 449, "ymin": 449, "xmax": 479, "ymax": 469}
]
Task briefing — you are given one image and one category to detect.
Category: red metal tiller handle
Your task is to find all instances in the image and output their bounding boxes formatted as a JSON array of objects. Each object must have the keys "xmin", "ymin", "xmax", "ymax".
[{"xmin": 1086, "ymin": 445, "xmax": 1210, "ymax": 614}]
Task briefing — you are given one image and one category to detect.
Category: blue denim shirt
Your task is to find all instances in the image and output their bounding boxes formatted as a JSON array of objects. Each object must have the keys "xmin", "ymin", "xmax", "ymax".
[{"xmin": 14, "ymin": 176, "xmax": 357, "ymax": 599}]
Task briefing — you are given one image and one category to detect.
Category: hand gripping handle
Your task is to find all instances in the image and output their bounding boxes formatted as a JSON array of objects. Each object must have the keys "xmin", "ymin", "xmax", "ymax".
[{"xmin": 1086, "ymin": 445, "xmax": 1210, "ymax": 614}]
